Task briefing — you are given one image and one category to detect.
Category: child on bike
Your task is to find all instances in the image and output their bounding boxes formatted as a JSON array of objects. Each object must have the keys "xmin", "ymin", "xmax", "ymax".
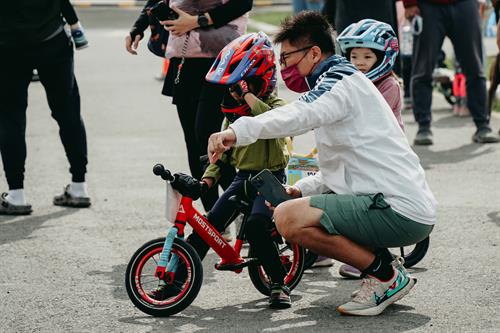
[
  {"xmin": 337, "ymin": 19, "xmax": 404, "ymax": 131},
  {"xmin": 61, "ymin": 0, "xmax": 89, "ymax": 49},
  {"xmin": 152, "ymin": 32, "xmax": 293, "ymax": 309},
  {"xmin": 334, "ymin": 19, "xmax": 405, "ymax": 279}
]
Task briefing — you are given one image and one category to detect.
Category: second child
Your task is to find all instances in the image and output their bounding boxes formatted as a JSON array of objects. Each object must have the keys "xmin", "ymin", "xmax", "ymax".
[
  {"xmin": 338, "ymin": 19, "xmax": 404, "ymax": 131},
  {"xmin": 335, "ymin": 19, "xmax": 405, "ymax": 278}
]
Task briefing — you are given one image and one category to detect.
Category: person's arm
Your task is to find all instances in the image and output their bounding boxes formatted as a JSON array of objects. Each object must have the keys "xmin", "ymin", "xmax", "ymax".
[
  {"xmin": 130, "ymin": 0, "xmax": 157, "ymax": 40},
  {"xmin": 163, "ymin": 0, "xmax": 252, "ymax": 36},
  {"xmin": 208, "ymin": 0, "xmax": 253, "ymax": 28},
  {"xmin": 497, "ymin": 19, "xmax": 500, "ymax": 50},
  {"xmin": 294, "ymin": 171, "xmax": 330, "ymax": 197},
  {"xmin": 126, "ymin": 0, "xmax": 157, "ymax": 55},
  {"xmin": 229, "ymin": 81, "xmax": 351, "ymax": 147},
  {"xmin": 403, "ymin": 0, "xmax": 420, "ymax": 18}
]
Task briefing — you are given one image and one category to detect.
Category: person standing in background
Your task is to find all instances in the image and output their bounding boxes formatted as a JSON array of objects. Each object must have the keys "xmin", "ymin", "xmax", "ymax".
[
  {"xmin": 405, "ymin": 0, "xmax": 499, "ymax": 145},
  {"xmin": 0, "ymin": 0, "xmax": 91, "ymax": 215},
  {"xmin": 126, "ymin": 0, "xmax": 253, "ymax": 217}
]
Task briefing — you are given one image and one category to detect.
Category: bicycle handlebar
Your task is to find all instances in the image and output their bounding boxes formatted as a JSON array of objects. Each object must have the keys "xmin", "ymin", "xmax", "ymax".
[{"xmin": 153, "ymin": 164, "xmax": 174, "ymax": 181}]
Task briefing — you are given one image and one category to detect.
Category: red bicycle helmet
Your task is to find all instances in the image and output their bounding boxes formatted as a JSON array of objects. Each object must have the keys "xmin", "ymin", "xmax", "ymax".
[{"xmin": 206, "ymin": 31, "xmax": 277, "ymax": 98}]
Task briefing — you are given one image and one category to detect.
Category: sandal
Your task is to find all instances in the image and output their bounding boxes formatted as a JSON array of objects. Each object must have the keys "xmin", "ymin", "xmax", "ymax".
[
  {"xmin": 53, "ymin": 185, "xmax": 91, "ymax": 208},
  {"xmin": 0, "ymin": 192, "xmax": 32, "ymax": 215}
]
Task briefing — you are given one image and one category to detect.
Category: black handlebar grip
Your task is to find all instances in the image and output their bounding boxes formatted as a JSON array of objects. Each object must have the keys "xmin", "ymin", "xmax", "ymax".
[{"xmin": 152, "ymin": 164, "xmax": 174, "ymax": 181}]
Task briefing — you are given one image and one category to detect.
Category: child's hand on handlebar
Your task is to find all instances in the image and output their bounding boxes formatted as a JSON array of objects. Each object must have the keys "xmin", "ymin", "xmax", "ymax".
[{"xmin": 171, "ymin": 173, "xmax": 208, "ymax": 200}]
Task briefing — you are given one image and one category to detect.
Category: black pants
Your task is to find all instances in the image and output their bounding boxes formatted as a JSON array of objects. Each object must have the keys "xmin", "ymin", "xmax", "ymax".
[
  {"xmin": 163, "ymin": 57, "xmax": 235, "ymax": 212},
  {"xmin": 0, "ymin": 31, "xmax": 88, "ymax": 190},
  {"xmin": 411, "ymin": 0, "xmax": 490, "ymax": 129},
  {"xmin": 187, "ymin": 170, "xmax": 287, "ymax": 285}
]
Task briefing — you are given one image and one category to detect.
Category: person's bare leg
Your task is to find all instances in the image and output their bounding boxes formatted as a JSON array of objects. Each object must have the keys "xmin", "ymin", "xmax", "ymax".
[{"xmin": 274, "ymin": 197, "xmax": 374, "ymax": 270}]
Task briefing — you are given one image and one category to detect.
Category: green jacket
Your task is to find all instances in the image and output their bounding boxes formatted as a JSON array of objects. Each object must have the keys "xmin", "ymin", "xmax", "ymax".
[{"xmin": 203, "ymin": 94, "xmax": 289, "ymax": 182}]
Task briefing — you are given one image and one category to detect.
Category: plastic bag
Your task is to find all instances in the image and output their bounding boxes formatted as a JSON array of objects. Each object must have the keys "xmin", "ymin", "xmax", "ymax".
[{"xmin": 166, "ymin": 182, "xmax": 182, "ymax": 224}]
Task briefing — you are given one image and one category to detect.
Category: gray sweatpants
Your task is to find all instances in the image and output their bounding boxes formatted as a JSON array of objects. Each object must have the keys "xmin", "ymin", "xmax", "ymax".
[{"xmin": 411, "ymin": 0, "xmax": 490, "ymax": 129}]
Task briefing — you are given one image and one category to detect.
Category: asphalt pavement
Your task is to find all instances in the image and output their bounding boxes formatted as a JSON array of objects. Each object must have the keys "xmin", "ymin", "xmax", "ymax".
[{"xmin": 0, "ymin": 7, "xmax": 499, "ymax": 333}]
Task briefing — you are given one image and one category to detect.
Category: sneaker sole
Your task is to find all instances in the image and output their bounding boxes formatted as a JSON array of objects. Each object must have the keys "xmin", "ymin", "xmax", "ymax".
[
  {"xmin": 337, "ymin": 278, "xmax": 417, "ymax": 316},
  {"xmin": 413, "ymin": 139, "xmax": 433, "ymax": 146},
  {"xmin": 311, "ymin": 260, "xmax": 334, "ymax": 268},
  {"xmin": 472, "ymin": 137, "xmax": 500, "ymax": 144},
  {"xmin": 75, "ymin": 43, "xmax": 89, "ymax": 50},
  {"xmin": 338, "ymin": 270, "xmax": 361, "ymax": 279},
  {"xmin": 269, "ymin": 301, "xmax": 292, "ymax": 310}
]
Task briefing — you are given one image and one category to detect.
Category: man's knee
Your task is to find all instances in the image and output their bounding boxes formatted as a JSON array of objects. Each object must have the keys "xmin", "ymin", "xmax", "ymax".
[{"xmin": 274, "ymin": 201, "xmax": 300, "ymax": 242}]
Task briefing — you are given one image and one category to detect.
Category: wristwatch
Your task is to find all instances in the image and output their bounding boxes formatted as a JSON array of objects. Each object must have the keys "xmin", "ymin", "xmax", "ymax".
[{"xmin": 197, "ymin": 14, "xmax": 209, "ymax": 28}]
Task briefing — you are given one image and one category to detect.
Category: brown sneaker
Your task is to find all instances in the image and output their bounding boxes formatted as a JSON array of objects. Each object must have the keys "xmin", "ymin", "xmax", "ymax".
[
  {"xmin": 53, "ymin": 185, "xmax": 91, "ymax": 208},
  {"xmin": 0, "ymin": 192, "xmax": 32, "ymax": 215}
]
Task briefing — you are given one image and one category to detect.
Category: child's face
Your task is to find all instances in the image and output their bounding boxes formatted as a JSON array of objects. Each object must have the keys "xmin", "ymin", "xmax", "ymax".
[{"xmin": 350, "ymin": 47, "xmax": 377, "ymax": 73}]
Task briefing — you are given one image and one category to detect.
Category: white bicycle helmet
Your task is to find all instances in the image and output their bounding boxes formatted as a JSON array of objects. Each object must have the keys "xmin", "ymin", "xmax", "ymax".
[{"xmin": 337, "ymin": 19, "xmax": 399, "ymax": 81}]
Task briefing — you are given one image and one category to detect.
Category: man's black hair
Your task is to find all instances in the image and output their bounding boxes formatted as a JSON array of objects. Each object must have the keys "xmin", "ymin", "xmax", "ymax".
[{"xmin": 274, "ymin": 11, "xmax": 335, "ymax": 55}]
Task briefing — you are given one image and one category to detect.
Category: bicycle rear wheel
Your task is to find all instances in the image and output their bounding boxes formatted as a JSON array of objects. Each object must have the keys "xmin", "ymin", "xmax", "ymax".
[
  {"xmin": 125, "ymin": 237, "xmax": 203, "ymax": 316},
  {"xmin": 247, "ymin": 241, "xmax": 305, "ymax": 297}
]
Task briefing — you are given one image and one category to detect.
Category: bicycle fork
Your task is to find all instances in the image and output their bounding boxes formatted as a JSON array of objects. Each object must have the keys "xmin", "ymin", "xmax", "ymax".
[{"xmin": 155, "ymin": 222, "xmax": 186, "ymax": 284}]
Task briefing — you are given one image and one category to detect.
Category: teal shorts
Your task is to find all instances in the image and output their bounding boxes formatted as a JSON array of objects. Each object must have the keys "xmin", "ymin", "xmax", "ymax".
[{"xmin": 309, "ymin": 193, "xmax": 433, "ymax": 248}]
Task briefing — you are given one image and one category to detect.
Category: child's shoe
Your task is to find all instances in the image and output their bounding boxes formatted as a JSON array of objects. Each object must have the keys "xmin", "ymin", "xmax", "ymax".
[
  {"xmin": 71, "ymin": 28, "xmax": 88, "ymax": 49},
  {"xmin": 269, "ymin": 284, "xmax": 291, "ymax": 309},
  {"xmin": 311, "ymin": 255, "xmax": 334, "ymax": 268},
  {"xmin": 337, "ymin": 265, "xmax": 416, "ymax": 316},
  {"xmin": 338, "ymin": 264, "xmax": 361, "ymax": 278}
]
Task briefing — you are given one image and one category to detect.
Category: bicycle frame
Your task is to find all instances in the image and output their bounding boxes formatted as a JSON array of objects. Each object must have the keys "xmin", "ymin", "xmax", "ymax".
[{"xmin": 155, "ymin": 195, "xmax": 246, "ymax": 282}]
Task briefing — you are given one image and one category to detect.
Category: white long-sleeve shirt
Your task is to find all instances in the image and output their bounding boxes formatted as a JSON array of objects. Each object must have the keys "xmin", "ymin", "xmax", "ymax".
[{"xmin": 230, "ymin": 56, "xmax": 437, "ymax": 225}]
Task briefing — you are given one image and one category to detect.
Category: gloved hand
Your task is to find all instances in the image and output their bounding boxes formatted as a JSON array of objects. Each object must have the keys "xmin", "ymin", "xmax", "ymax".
[
  {"xmin": 229, "ymin": 80, "xmax": 250, "ymax": 102},
  {"xmin": 171, "ymin": 173, "xmax": 208, "ymax": 200}
]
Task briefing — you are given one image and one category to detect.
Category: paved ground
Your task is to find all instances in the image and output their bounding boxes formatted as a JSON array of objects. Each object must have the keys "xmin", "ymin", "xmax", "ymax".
[{"xmin": 1, "ymin": 8, "xmax": 499, "ymax": 333}]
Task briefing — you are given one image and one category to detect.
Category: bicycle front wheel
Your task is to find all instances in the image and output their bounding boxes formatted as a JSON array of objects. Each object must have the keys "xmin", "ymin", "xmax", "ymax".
[{"xmin": 125, "ymin": 237, "xmax": 203, "ymax": 316}]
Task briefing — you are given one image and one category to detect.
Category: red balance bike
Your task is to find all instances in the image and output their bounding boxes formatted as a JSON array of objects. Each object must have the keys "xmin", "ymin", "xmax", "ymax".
[{"xmin": 125, "ymin": 164, "xmax": 305, "ymax": 316}]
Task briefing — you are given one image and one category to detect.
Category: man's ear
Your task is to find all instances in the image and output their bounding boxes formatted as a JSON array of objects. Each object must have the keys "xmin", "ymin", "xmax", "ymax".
[{"xmin": 310, "ymin": 45, "xmax": 322, "ymax": 63}]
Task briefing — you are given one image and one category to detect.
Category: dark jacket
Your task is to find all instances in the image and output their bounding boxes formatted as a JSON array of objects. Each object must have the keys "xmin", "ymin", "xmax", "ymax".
[
  {"xmin": 0, "ymin": 0, "xmax": 64, "ymax": 47},
  {"xmin": 403, "ymin": 0, "xmax": 463, "ymax": 7},
  {"xmin": 322, "ymin": 0, "xmax": 398, "ymax": 36}
]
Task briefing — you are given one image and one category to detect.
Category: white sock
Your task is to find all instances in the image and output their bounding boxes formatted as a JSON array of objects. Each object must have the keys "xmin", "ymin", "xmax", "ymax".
[
  {"xmin": 70, "ymin": 22, "xmax": 82, "ymax": 31},
  {"xmin": 6, "ymin": 189, "xmax": 27, "ymax": 205},
  {"xmin": 68, "ymin": 182, "xmax": 89, "ymax": 198}
]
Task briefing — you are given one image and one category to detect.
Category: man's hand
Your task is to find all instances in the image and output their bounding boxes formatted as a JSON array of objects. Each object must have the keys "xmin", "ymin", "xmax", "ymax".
[
  {"xmin": 125, "ymin": 34, "xmax": 142, "ymax": 55},
  {"xmin": 208, "ymin": 129, "xmax": 237, "ymax": 164},
  {"xmin": 285, "ymin": 186, "xmax": 302, "ymax": 198},
  {"xmin": 405, "ymin": 5, "xmax": 420, "ymax": 19},
  {"xmin": 161, "ymin": 5, "xmax": 198, "ymax": 36}
]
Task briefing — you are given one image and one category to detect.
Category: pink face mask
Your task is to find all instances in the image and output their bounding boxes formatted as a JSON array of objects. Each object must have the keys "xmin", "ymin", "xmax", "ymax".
[{"xmin": 280, "ymin": 64, "xmax": 310, "ymax": 93}]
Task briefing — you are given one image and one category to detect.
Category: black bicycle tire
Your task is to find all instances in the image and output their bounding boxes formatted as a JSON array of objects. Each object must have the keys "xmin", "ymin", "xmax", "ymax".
[
  {"xmin": 392, "ymin": 236, "xmax": 430, "ymax": 268},
  {"xmin": 303, "ymin": 250, "xmax": 319, "ymax": 270},
  {"xmin": 125, "ymin": 237, "xmax": 203, "ymax": 317},
  {"xmin": 247, "ymin": 242, "xmax": 305, "ymax": 297}
]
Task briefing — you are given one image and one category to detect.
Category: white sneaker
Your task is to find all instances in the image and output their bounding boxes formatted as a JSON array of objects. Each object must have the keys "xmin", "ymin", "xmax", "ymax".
[
  {"xmin": 311, "ymin": 255, "xmax": 334, "ymax": 268},
  {"xmin": 337, "ymin": 266, "xmax": 416, "ymax": 316}
]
